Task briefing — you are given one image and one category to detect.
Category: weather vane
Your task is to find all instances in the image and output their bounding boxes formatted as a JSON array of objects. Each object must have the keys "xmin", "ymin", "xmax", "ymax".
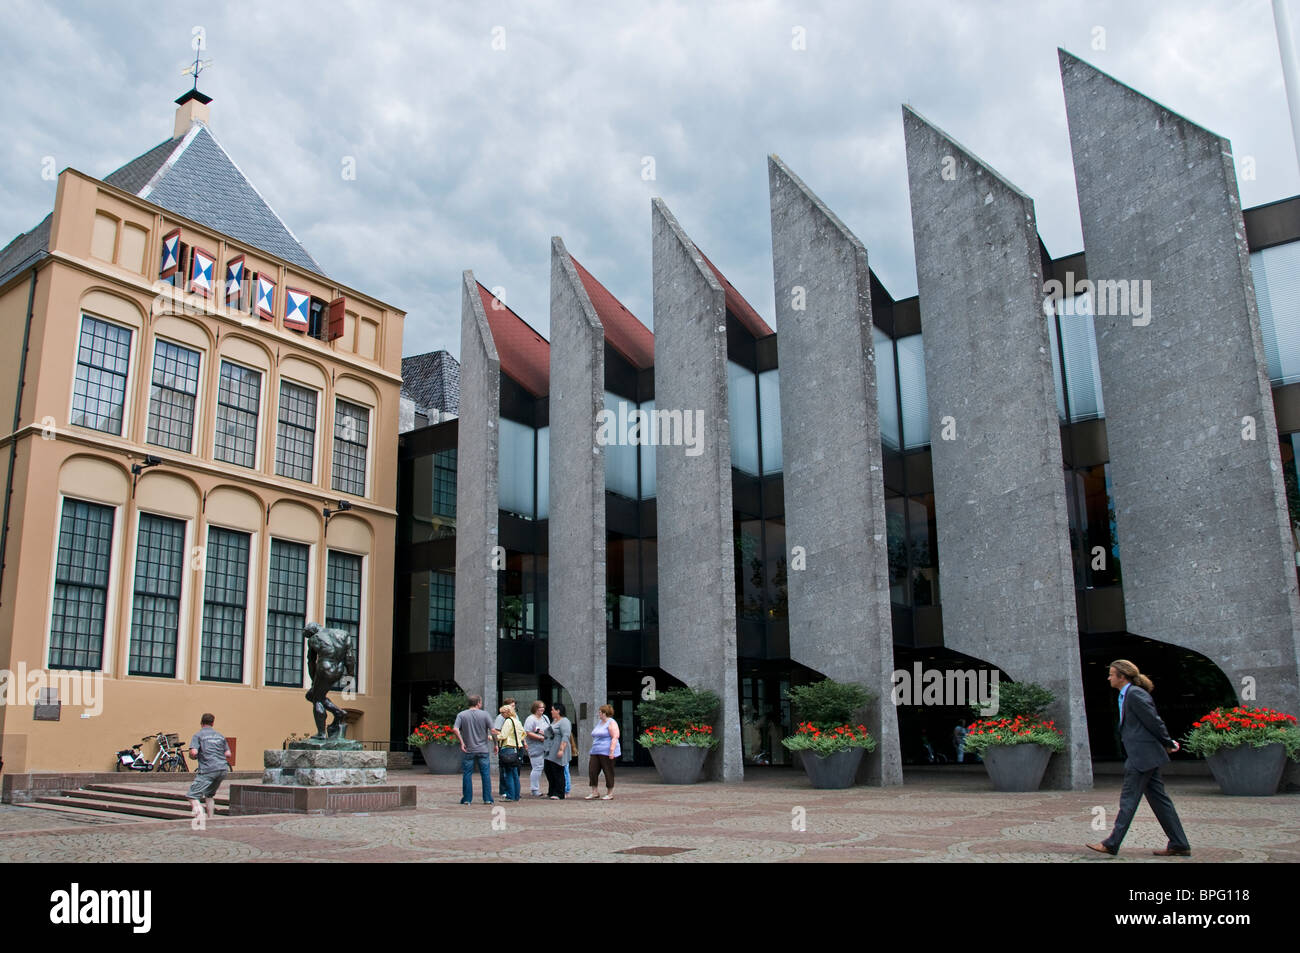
[{"xmin": 181, "ymin": 45, "xmax": 213, "ymax": 93}]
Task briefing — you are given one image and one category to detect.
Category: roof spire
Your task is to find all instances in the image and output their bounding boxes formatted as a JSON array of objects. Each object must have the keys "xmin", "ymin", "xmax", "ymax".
[{"xmin": 174, "ymin": 39, "xmax": 213, "ymax": 137}]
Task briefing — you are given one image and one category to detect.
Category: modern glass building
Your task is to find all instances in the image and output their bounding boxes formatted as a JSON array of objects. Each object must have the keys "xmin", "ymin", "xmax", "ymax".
[{"xmin": 394, "ymin": 55, "xmax": 1300, "ymax": 785}]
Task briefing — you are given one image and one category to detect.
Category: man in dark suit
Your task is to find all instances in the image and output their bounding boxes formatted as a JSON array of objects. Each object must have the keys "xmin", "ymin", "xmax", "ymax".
[{"xmin": 1088, "ymin": 659, "xmax": 1191, "ymax": 857}]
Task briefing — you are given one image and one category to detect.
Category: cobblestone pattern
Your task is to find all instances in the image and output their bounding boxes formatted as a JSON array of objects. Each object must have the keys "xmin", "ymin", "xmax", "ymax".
[{"xmin": 0, "ymin": 770, "xmax": 1295, "ymax": 863}]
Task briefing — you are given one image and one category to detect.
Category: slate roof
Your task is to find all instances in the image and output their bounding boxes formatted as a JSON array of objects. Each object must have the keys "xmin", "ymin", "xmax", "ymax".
[
  {"xmin": 0, "ymin": 214, "xmax": 52, "ymax": 287},
  {"xmin": 570, "ymin": 255, "xmax": 655, "ymax": 370},
  {"xmin": 0, "ymin": 119, "xmax": 324, "ymax": 288},
  {"xmin": 477, "ymin": 282, "xmax": 551, "ymax": 397},
  {"xmin": 401, "ymin": 350, "xmax": 461, "ymax": 415}
]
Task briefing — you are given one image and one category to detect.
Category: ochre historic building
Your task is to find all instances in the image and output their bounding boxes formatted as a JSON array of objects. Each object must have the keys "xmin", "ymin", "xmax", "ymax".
[{"xmin": 0, "ymin": 90, "xmax": 404, "ymax": 772}]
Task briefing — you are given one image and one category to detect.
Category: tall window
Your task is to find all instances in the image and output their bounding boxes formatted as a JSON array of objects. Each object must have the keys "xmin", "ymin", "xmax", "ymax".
[
  {"xmin": 433, "ymin": 448, "xmax": 457, "ymax": 517},
  {"xmin": 201, "ymin": 527, "xmax": 250, "ymax": 682},
  {"xmin": 266, "ymin": 539, "xmax": 309, "ymax": 686},
  {"xmin": 332, "ymin": 400, "xmax": 370, "ymax": 496},
  {"xmin": 49, "ymin": 498, "xmax": 114, "ymax": 670},
  {"xmin": 276, "ymin": 381, "xmax": 317, "ymax": 483},
  {"xmin": 429, "ymin": 570, "xmax": 455, "ymax": 651},
  {"xmin": 128, "ymin": 513, "xmax": 185, "ymax": 677},
  {"xmin": 326, "ymin": 550, "xmax": 362, "ymax": 687},
  {"xmin": 146, "ymin": 339, "xmax": 201, "ymax": 451},
  {"xmin": 72, "ymin": 316, "xmax": 132, "ymax": 435},
  {"xmin": 214, "ymin": 361, "xmax": 261, "ymax": 468}
]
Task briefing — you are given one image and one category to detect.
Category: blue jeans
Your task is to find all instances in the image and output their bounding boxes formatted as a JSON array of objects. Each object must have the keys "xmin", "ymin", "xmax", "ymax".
[
  {"xmin": 564, "ymin": 762, "xmax": 571, "ymax": 793},
  {"xmin": 461, "ymin": 752, "xmax": 493, "ymax": 803},
  {"xmin": 499, "ymin": 757, "xmax": 521, "ymax": 800}
]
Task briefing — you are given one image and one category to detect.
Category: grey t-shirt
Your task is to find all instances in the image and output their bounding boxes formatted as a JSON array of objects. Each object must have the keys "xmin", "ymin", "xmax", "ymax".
[
  {"xmin": 544, "ymin": 717, "xmax": 572, "ymax": 764},
  {"xmin": 454, "ymin": 708, "xmax": 496, "ymax": 754},
  {"xmin": 189, "ymin": 726, "xmax": 229, "ymax": 775}
]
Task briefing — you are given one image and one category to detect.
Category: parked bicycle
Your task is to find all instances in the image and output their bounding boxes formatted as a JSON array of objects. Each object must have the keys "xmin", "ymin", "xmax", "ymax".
[{"xmin": 114, "ymin": 731, "xmax": 190, "ymax": 772}]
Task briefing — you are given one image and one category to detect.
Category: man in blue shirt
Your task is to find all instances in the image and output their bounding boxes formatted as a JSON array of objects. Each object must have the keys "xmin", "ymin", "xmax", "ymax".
[{"xmin": 1088, "ymin": 660, "xmax": 1190, "ymax": 857}]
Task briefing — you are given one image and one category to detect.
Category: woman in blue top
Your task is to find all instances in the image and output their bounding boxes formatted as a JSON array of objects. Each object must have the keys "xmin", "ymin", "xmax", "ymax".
[{"xmin": 585, "ymin": 704, "xmax": 621, "ymax": 800}]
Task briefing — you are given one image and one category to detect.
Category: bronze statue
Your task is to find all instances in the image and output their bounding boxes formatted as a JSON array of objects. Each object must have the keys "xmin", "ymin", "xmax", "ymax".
[{"xmin": 303, "ymin": 623, "xmax": 356, "ymax": 740}]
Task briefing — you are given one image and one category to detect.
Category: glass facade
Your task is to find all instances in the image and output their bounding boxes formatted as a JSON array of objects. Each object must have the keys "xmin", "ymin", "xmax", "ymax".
[
  {"xmin": 1252, "ymin": 241, "xmax": 1300, "ymax": 386},
  {"xmin": 498, "ymin": 552, "xmax": 547, "ymax": 639},
  {"xmin": 146, "ymin": 339, "xmax": 201, "ymax": 452},
  {"xmin": 1279, "ymin": 434, "xmax": 1300, "ymax": 569},
  {"xmin": 433, "ymin": 449, "xmax": 457, "ymax": 518},
  {"xmin": 214, "ymin": 361, "xmax": 261, "ymax": 468},
  {"xmin": 875, "ymin": 327, "xmax": 900, "ymax": 449},
  {"xmin": 498, "ymin": 417, "xmax": 537, "ymax": 518},
  {"xmin": 428, "ymin": 570, "xmax": 455, "ymax": 651},
  {"xmin": 276, "ymin": 381, "xmax": 317, "ymax": 483},
  {"xmin": 72, "ymin": 316, "xmax": 131, "ymax": 435},
  {"xmin": 603, "ymin": 392, "xmax": 639, "ymax": 498},
  {"xmin": 895, "ymin": 334, "xmax": 929, "ymax": 449},
  {"xmin": 200, "ymin": 526, "xmax": 250, "ymax": 682},
  {"xmin": 1047, "ymin": 293, "xmax": 1106, "ymax": 421},
  {"xmin": 266, "ymin": 539, "xmax": 308, "ymax": 686},
  {"xmin": 332, "ymin": 400, "xmax": 370, "ymax": 496},
  {"xmin": 49, "ymin": 498, "xmax": 114, "ymax": 670},
  {"xmin": 128, "ymin": 513, "xmax": 185, "ymax": 677}
]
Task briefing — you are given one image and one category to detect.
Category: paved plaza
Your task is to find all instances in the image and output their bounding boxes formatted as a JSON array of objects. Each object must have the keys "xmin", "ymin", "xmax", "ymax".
[{"xmin": 1, "ymin": 767, "xmax": 1297, "ymax": 863}]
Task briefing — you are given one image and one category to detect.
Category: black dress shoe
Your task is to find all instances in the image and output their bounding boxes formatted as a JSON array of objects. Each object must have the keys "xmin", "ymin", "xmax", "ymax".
[{"xmin": 1152, "ymin": 847, "xmax": 1191, "ymax": 856}]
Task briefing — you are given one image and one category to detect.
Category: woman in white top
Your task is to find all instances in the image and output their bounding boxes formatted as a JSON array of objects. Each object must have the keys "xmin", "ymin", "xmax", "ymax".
[{"xmin": 523, "ymin": 699, "xmax": 549, "ymax": 798}]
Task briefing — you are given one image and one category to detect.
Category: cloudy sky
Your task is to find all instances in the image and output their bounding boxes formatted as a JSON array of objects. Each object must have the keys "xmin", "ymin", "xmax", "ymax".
[{"xmin": 1, "ymin": 0, "xmax": 1297, "ymax": 359}]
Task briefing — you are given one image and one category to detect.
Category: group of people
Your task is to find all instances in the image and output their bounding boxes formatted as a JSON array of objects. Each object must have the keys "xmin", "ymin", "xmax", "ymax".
[{"xmin": 452, "ymin": 695, "xmax": 622, "ymax": 803}]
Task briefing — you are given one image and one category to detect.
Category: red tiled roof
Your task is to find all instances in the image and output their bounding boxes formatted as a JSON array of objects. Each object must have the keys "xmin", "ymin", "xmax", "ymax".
[
  {"xmin": 477, "ymin": 282, "xmax": 550, "ymax": 397},
  {"xmin": 695, "ymin": 248, "xmax": 774, "ymax": 338},
  {"xmin": 570, "ymin": 256, "xmax": 655, "ymax": 370}
]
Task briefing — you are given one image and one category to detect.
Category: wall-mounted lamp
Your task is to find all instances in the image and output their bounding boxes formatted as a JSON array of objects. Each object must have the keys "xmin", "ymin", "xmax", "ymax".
[
  {"xmin": 323, "ymin": 499, "xmax": 353, "ymax": 526},
  {"xmin": 130, "ymin": 454, "xmax": 163, "ymax": 496}
]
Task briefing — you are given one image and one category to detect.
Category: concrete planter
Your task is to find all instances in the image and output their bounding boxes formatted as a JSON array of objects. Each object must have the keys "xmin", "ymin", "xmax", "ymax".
[
  {"xmin": 419, "ymin": 743, "xmax": 463, "ymax": 775},
  {"xmin": 649, "ymin": 745, "xmax": 710, "ymax": 784},
  {"xmin": 798, "ymin": 747, "xmax": 865, "ymax": 789},
  {"xmin": 1206, "ymin": 743, "xmax": 1288, "ymax": 796},
  {"xmin": 982, "ymin": 743, "xmax": 1053, "ymax": 792}
]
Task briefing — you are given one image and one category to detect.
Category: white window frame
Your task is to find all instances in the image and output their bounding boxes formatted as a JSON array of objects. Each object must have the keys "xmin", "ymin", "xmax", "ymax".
[
  {"xmin": 67, "ymin": 312, "xmax": 137, "ymax": 439},
  {"xmin": 44, "ymin": 494, "xmax": 124, "ymax": 675},
  {"xmin": 274, "ymin": 378, "xmax": 321, "ymax": 486},
  {"xmin": 145, "ymin": 335, "xmax": 205, "ymax": 455},
  {"xmin": 197, "ymin": 522, "xmax": 259, "ymax": 686},
  {"xmin": 214, "ymin": 357, "xmax": 266, "ymax": 471}
]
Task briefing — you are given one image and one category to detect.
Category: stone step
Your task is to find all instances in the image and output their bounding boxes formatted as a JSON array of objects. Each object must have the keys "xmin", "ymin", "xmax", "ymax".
[
  {"xmin": 63, "ymin": 789, "xmax": 230, "ymax": 814},
  {"xmin": 13, "ymin": 802, "xmax": 136, "ymax": 824},
  {"xmin": 33, "ymin": 795, "xmax": 195, "ymax": 821},
  {"xmin": 85, "ymin": 783, "xmax": 230, "ymax": 806}
]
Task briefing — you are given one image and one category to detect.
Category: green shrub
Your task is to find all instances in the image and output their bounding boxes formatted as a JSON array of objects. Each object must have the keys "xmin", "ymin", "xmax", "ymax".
[
  {"xmin": 972, "ymin": 681, "xmax": 1054, "ymax": 719},
  {"xmin": 636, "ymin": 686, "xmax": 720, "ymax": 728},
  {"xmin": 421, "ymin": 690, "xmax": 471, "ymax": 726},
  {"xmin": 784, "ymin": 679, "xmax": 871, "ymax": 726}
]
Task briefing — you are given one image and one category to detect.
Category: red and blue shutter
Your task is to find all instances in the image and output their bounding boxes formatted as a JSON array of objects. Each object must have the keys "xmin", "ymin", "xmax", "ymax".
[
  {"xmin": 255, "ymin": 274, "xmax": 276, "ymax": 320},
  {"xmin": 160, "ymin": 228, "xmax": 181, "ymax": 279},
  {"xmin": 225, "ymin": 256, "xmax": 245, "ymax": 308},
  {"xmin": 189, "ymin": 246, "xmax": 215, "ymax": 297},
  {"xmin": 327, "ymin": 297, "xmax": 346, "ymax": 341},
  {"xmin": 284, "ymin": 287, "xmax": 310, "ymax": 331}
]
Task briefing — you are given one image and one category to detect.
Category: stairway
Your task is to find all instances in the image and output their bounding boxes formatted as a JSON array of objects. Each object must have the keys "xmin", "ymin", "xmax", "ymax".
[{"xmin": 19, "ymin": 783, "xmax": 231, "ymax": 822}]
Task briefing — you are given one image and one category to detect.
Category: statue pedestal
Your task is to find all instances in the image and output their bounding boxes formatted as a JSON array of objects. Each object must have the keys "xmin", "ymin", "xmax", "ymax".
[
  {"xmin": 226, "ymin": 747, "xmax": 416, "ymax": 815},
  {"xmin": 261, "ymin": 747, "xmax": 387, "ymax": 785}
]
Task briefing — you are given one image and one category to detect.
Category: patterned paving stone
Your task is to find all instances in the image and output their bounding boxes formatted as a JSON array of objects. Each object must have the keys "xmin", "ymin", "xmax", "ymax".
[{"xmin": 1, "ymin": 769, "xmax": 1296, "ymax": 862}]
